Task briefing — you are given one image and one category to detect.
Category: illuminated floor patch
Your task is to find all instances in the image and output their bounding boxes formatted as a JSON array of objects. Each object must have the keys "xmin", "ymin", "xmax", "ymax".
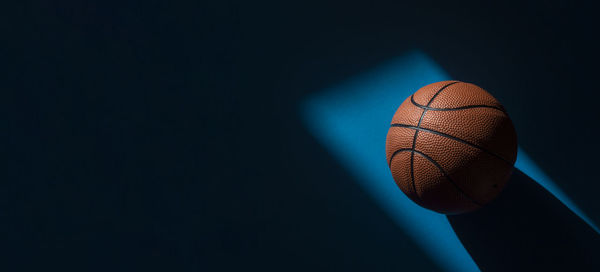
[{"xmin": 301, "ymin": 51, "xmax": 598, "ymax": 272}]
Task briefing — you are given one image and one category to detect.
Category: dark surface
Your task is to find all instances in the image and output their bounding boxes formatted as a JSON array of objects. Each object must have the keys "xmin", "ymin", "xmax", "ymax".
[
  {"xmin": 2, "ymin": 1, "xmax": 600, "ymax": 271},
  {"xmin": 448, "ymin": 169, "xmax": 600, "ymax": 271}
]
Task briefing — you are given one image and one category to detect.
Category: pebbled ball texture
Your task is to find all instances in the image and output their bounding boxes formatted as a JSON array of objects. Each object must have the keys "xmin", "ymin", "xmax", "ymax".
[{"xmin": 386, "ymin": 81, "xmax": 517, "ymax": 214}]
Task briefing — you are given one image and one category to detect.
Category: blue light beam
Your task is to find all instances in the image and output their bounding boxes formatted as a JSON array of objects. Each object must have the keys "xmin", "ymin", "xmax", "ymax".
[{"xmin": 300, "ymin": 50, "xmax": 598, "ymax": 272}]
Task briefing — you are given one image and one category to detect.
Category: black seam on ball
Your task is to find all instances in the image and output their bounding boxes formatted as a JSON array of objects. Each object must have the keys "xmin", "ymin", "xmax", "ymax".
[
  {"xmin": 410, "ymin": 94, "xmax": 507, "ymax": 114},
  {"xmin": 391, "ymin": 123, "xmax": 513, "ymax": 165},
  {"xmin": 409, "ymin": 81, "xmax": 459, "ymax": 203},
  {"xmin": 388, "ymin": 148, "xmax": 483, "ymax": 206}
]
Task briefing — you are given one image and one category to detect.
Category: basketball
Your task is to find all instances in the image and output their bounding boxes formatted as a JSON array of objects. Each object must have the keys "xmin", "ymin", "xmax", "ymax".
[{"xmin": 386, "ymin": 81, "xmax": 517, "ymax": 214}]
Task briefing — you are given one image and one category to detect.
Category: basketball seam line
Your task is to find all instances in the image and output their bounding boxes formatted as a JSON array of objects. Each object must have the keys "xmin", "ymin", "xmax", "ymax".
[
  {"xmin": 391, "ymin": 123, "xmax": 513, "ymax": 165},
  {"xmin": 388, "ymin": 148, "xmax": 483, "ymax": 206},
  {"xmin": 410, "ymin": 94, "xmax": 507, "ymax": 114},
  {"xmin": 409, "ymin": 81, "xmax": 459, "ymax": 204}
]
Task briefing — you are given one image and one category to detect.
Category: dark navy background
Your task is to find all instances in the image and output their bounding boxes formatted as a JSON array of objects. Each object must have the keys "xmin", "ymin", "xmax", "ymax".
[{"xmin": 3, "ymin": 1, "xmax": 600, "ymax": 271}]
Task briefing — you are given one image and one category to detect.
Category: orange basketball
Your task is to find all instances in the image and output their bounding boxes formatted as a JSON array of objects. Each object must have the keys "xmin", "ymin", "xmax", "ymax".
[{"xmin": 385, "ymin": 81, "xmax": 517, "ymax": 214}]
